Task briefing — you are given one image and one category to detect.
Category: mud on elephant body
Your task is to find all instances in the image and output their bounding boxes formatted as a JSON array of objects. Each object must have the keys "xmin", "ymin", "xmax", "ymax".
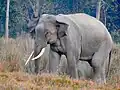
[{"xmin": 27, "ymin": 13, "xmax": 113, "ymax": 84}]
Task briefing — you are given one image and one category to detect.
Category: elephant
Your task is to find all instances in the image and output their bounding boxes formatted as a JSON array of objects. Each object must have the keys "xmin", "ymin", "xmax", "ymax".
[
  {"xmin": 58, "ymin": 55, "xmax": 94, "ymax": 80},
  {"xmin": 27, "ymin": 13, "xmax": 113, "ymax": 84},
  {"xmin": 77, "ymin": 61, "xmax": 94, "ymax": 79}
]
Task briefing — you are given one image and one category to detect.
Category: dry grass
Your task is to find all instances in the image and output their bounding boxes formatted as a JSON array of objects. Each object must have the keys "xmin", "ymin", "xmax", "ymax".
[
  {"xmin": 0, "ymin": 34, "xmax": 34, "ymax": 73},
  {"xmin": 0, "ymin": 35, "xmax": 119, "ymax": 90},
  {"xmin": 0, "ymin": 72, "xmax": 119, "ymax": 90}
]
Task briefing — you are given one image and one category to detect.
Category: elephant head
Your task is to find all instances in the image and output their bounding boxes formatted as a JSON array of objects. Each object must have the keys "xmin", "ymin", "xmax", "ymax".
[
  {"xmin": 26, "ymin": 13, "xmax": 113, "ymax": 84},
  {"xmin": 29, "ymin": 14, "xmax": 68, "ymax": 59},
  {"xmin": 26, "ymin": 14, "xmax": 69, "ymax": 73}
]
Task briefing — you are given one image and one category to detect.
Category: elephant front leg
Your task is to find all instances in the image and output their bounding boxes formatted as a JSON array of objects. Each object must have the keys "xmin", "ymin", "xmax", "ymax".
[
  {"xmin": 66, "ymin": 52, "xmax": 78, "ymax": 79},
  {"xmin": 49, "ymin": 49, "xmax": 61, "ymax": 74}
]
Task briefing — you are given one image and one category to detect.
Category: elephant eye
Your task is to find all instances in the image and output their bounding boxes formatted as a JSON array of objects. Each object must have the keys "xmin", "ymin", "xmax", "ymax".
[
  {"xmin": 45, "ymin": 32, "xmax": 48, "ymax": 36},
  {"xmin": 45, "ymin": 31, "xmax": 51, "ymax": 37}
]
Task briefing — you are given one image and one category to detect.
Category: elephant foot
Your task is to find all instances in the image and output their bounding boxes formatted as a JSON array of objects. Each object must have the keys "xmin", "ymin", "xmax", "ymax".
[{"xmin": 93, "ymin": 77, "xmax": 106, "ymax": 85}]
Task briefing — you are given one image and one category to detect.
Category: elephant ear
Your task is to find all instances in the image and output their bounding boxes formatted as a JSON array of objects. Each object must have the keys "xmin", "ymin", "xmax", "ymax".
[{"xmin": 56, "ymin": 15, "xmax": 69, "ymax": 38}]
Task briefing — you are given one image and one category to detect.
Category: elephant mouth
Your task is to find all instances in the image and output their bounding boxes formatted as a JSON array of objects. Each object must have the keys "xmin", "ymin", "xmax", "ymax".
[{"xmin": 47, "ymin": 39, "xmax": 56, "ymax": 44}]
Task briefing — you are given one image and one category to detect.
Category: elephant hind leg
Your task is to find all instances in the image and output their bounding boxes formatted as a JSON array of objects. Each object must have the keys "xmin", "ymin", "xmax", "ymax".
[{"xmin": 91, "ymin": 41, "xmax": 111, "ymax": 84}]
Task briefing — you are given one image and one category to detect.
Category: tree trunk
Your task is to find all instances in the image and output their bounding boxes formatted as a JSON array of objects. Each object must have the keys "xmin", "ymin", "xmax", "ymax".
[
  {"xmin": 100, "ymin": 6, "xmax": 107, "ymax": 26},
  {"xmin": 5, "ymin": 0, "xmax": 10, "ymax": 41},
  {"xmin": 96, "ymin": 0, "xmax": 101, "ymax": 20},
  {"xmin": 27, "ymin": 0, "xmax": 44, "ymax": 18}
]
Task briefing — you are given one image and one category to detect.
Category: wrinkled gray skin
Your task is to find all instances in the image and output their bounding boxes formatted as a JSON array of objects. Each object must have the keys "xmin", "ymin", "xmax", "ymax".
[{"xmin": 29, "ymin": 13, "xmax": 113, "ymax": 84}]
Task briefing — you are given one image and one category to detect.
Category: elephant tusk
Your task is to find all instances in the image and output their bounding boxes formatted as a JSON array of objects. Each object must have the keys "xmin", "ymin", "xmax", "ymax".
[
  {"xmin": 31, "ymin": 48, "xmax": 45, "ymax": 61},
  {"xmin": 25, "ymin": 51, "xmax": 34, "ymax": 65}
]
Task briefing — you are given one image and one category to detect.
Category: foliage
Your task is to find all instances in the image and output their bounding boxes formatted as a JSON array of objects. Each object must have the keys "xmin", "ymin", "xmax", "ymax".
[
  {"xmin": 111, "ymin": 30, "xmax": 120, "ymax": 43},
  {"xmin": 0, "ymin": 0, "xmax": 120, "ymax": 40}
]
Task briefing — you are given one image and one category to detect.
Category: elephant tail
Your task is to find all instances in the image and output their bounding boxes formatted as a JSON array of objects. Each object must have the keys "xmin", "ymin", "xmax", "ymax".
[{"xmin": 106, "ymin": 50, "xmax": 112, "ymax": 78}]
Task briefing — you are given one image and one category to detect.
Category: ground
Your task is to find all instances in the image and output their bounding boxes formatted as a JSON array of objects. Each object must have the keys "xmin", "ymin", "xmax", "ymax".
[{"xmin": 0, "ymin": 72, "xmax": 119, "ymax": 90}]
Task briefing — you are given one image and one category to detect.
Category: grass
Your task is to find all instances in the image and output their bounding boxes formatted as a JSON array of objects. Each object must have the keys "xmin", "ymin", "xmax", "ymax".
[
  {"xmin": 0, "ymin": 34, "xmax": 119, "ymax": 90},
  {"xmin": 0, "ymin": 72, "xmax": 119, "ymax": 90}
]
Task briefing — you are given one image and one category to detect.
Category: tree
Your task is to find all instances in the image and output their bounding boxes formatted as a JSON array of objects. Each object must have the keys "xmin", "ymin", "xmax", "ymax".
[
  {"xmin": 0, "ymin": 0, "xmax": 120, "ymax": 40},
  {"xmin": 5, "ymin": 0, "xmax": 10, "ymax": 41},
  {"xmin": 96, "ymin": 0, "xmax": 102, "ymax": 20},
  {"xmin": 100, "ymin": 2, "xmax": 107, "ymax": 26}
]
